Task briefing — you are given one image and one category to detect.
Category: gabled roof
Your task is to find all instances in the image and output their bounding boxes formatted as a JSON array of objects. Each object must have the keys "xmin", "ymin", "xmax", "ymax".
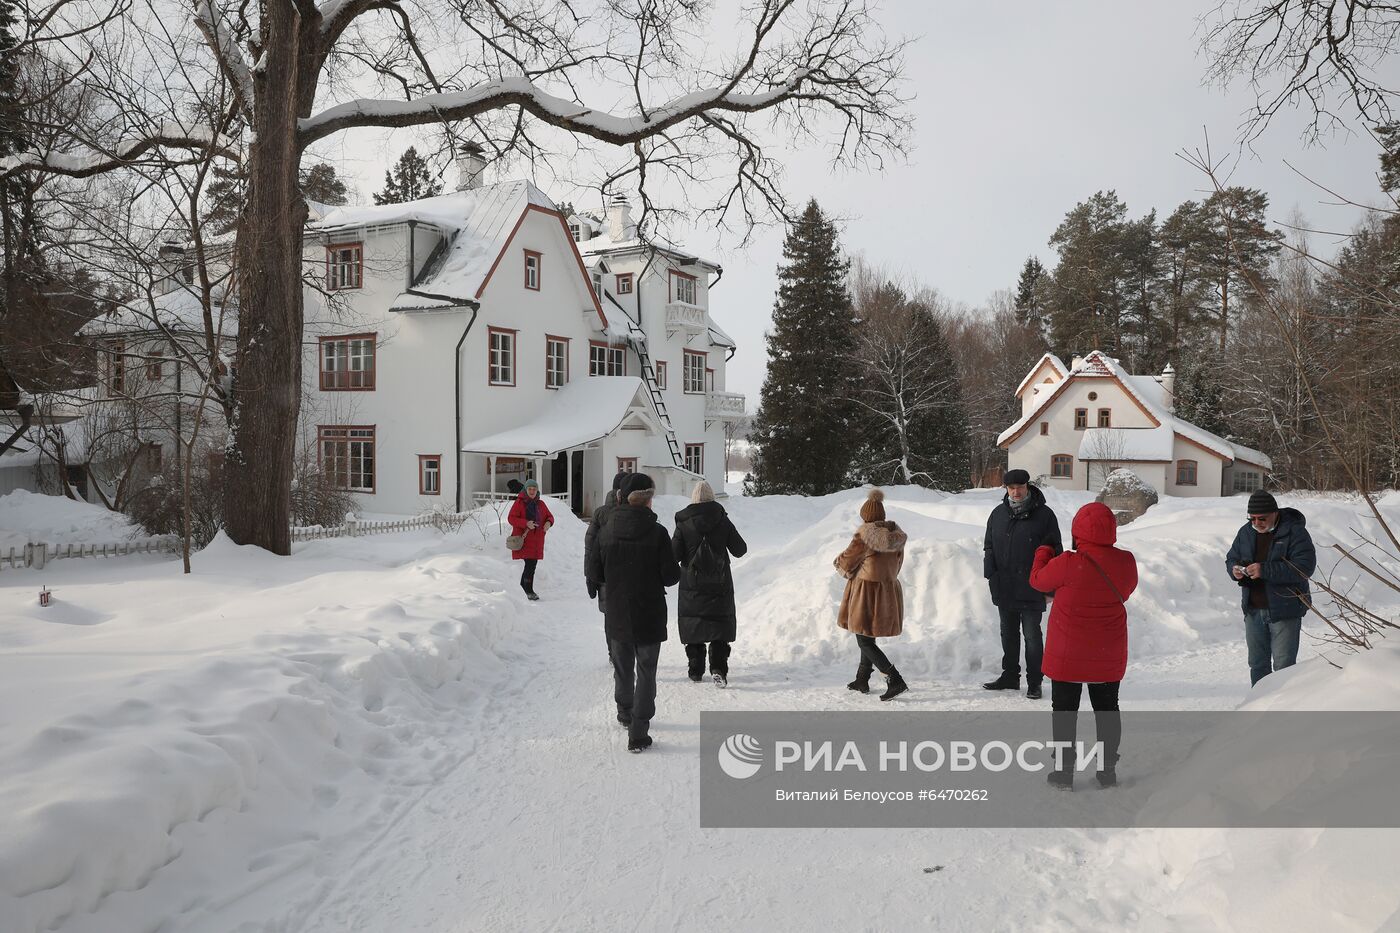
[
  {"xmin": 576, "ymin": 221, "xmax": 720, "ymax": 273},
  {"xmin": 459, "ymin": 376, "xmax": 657, "ymax": 456},
  {"xmin": 1014, "ymin": 353, "xmax": 1068, "ymax": 398},
  {"xmin": 313, "ymin": 181, "xmax": 606, "ymax": 325},
  {"xmin": 82, "ymin": 286, "xmax": 238, "ymax": 339},
  {"xmin": 999, "ymin": 350, "xmax": 1273, "ymax": 470}
]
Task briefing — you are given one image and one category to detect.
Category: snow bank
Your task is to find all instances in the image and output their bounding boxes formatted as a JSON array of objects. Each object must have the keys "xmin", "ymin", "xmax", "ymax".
[
  {"xmin": 0, "ymin": 508, "xmax": 586, "ymax": 933},
  {"xmin": 0, "ymin": 490, "xmax": 143, "ymax": 550},
  {"xmin": 681, "ymin": 486, "xmax": 1400, "ymax": 683}
]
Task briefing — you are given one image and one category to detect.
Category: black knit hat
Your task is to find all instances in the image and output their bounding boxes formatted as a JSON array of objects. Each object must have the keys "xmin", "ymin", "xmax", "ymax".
[
  {"xmin": 621, "ymin": 472, "xmax": 655, "ymax": 499},
  {"xmin": 1247, "ymin": 490, "xmax": 1279, "ymax": 515},
  {"xmin": 612, "ymin": 471, "xmax": 629, "ymax": 491},
  {"xmin": 1003, "ymin": 469, "xmax": 1030, "ymax": 486}
]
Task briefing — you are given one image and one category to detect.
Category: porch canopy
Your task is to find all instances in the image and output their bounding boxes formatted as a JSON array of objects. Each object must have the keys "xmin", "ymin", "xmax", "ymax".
[
  {"xmin": 461, "ymin": 377, "xmax": 659, "ymax": 507},
  {"xmin": 460, "ymin": 376, "xmax": 654, "ymax": 458}
]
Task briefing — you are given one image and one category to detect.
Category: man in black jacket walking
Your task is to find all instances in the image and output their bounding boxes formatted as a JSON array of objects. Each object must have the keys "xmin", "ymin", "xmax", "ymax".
[
  {"xmin": 982, "ymin": 469, "xmax": 1062, "ymax": 699},
  {"xmin": 586, "ymin": 472, "xmax": 681, "ymax": 753}
]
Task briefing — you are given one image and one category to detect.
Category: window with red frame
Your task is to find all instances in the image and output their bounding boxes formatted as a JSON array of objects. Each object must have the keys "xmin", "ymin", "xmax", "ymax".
[
  {"xmin": 320, "ymin": 425, "xmax": 375, "ymax": 492},
  {"xmin": 320, "ymin": 335, "xmax": 376, "ymax": 390},
  {"xmin": 1176, "ymin": 459, "xmax": 1198, "ymax": 486},
  {"xmin": 489, "ymin": 328, "xmax": 517, "ymax": 385},
  {"xmin": 655, "ymin": 360, "xmax": 668, "ymax": 390},
  {"xmin": 616, "ymin": 273, "xmax": 633, "ymax": 295},
  {"xmin": 617, "ymin": 457, "xmax": 638, "ymax": 473},
  {"xmin": 146, "ymin": 350, "xmax": 164, "ymax": 381},
  {"xmin": 1051, "ymin": 454, "xmax": 1073, "ymax": 478},
  {"xmin": 419, "ymin": 454, "xmax": 441, "ymax": 495},
  {"xmin": 326, "ymin": 243, "xmax": 362, "ymax": 290},
  {"xmin": 1074, "ymin": 408, "xmax": 1088, "ymax": 429},
  {"xmin": 107, "ymin": 338, "xmax": 126, "ymax": 396},
  {"xmin": 1039, "ymin": 422, "xmax": 1049, "ymax": 436},
  {"xmin": 545, "ymin": 335, "xmax": 569, "ymax": 389},
  {"xmin": 684, "ymin": 443, "xmax": 704, "ymax": 474},
  {"xmin": 683, "ymin": 350, "xmax": 706, "ymax": 393},
  {"xmin": 1098, "ymin": 408, "xmax": 1112, "ymax": 428},
  {"xmin": 589, "ymin": 341, "xmax": 624, "ymax": 376},
  {"xmin": 670, "ymin": 270, "xmax": 697, "ymax": 304},
  {"xmin": 523, "ymin": 250, "xmax": 541, "ymax": 290}
]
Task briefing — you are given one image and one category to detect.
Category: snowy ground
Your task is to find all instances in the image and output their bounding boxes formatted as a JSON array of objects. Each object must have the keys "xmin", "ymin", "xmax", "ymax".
[{"xmin": 2, "ymin": 487, "xmax": 1399, "ymax": 932}]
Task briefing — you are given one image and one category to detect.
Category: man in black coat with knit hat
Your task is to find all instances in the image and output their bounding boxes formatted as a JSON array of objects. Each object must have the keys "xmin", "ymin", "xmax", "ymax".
[
  {"xmin": 1225, "ymin": 489, "xmax": 1316, "ymax": 686},
  {"xmin": 982, "ymin": 468, "xmax": 1062, "ymax": 699},
  {"xmin": 586, "ymin": 472, "xmax": 681, "ymax": 753}
]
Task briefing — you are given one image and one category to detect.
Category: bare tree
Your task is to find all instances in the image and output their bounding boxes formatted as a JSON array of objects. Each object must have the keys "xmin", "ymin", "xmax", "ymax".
[
  {"xmin": 1082, "ymin": 428, "xmax": 1131, "ymax": 491},
  {"xmin": 2, "ymin": 0, "xmax": 910, "ymax": 554}
]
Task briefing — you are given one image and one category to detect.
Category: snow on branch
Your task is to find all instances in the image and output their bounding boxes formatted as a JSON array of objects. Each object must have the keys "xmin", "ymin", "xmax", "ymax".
[
  {"xmin": 0, "ymin": 125, "xmax": 239, "ymax": 179},
  {"xmin": 192, "ymin": 0, "xmax": 255, "ymax": 120},
  {"xmin": 298, "ymin": 72, "xmax": 813, "ymax": 145}
]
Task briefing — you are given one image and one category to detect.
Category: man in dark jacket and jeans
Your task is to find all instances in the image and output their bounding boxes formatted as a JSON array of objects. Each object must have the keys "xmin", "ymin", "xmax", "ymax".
[
  {"xmin": 586, "ymin": 472, "xmax": 681, "ymax": 753},
  {"xmin": 982, "ymin": 469, "xmax": 1062, "ymax": 699},
  {"xmin": 1226, "ymin": 490, "xmax": 1316, "ymax": 686}
]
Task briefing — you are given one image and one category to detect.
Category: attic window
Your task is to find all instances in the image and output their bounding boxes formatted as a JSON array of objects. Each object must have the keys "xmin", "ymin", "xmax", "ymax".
[
  {"xmin": 326, "ymin": 243, "xmax": 362, "ymax": 290},
  {"xmin": 670, "ymin": 270, "xmax": 697, "ymax": 305},
  {"xmin": 524, "ymin": 250, "xmax": 541, "ymax": 290},
  {"xmin": 569, "ymin": 222, "xmax": 580, "ymax": 241},
  {"xmin": 1087, "ymin": 391, "xmax": 1098, "ymax": 401},
  {"xmin": 616, "ymin": 273, "xmax": 633, "ymax": 295},
  {"xmin": 1074, "ymin": 408, "xmax": 1087, "ymax": 430}
]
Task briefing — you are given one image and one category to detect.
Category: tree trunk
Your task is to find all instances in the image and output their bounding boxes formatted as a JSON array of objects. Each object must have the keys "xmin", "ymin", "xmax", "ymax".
[{"xmin": 222, "ymin": 3, "xmax": 309, "ymax": 556}]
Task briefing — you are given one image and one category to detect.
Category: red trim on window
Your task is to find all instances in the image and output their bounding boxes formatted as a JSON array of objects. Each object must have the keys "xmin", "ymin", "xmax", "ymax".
[
  {"xmin": 684, "ymin": 442, "xmax": 704, "ymax": 475},
  {"xmin": 655, "ymin": 360, "xmax": 668, "ymax": 390},
  {"xmin": 523, "ymin": 249, "xmax": 542, "ymax": 291},
  {"xmin": 1039, "ymin": 422, "xmax": 1049, "ymax": 436},
  {"xmin": 1097, "ymin": 408, "xmax": 1112, "ymax": 428},
  {"xmin": 1073, "ymin": 408, "xmax": 1088, "ymax": 430},
  {"xmin": 1051, "ymin": 454, "xmax": 1074, "ymax": 478},
  {"xmin": 682, "ymin": 349, "xmax": 707, "ymax": 394},
  {"xmin": 146, "ymin": 350, "xmax": 164, "ymax": 382},
  {"xmin": 488, "ymin": 326, "xmax": 518, "ymax": 386},
  {"xmin": 589, "ymin": 339, "xmax": 625, "ymax": 376},
  {"xmin": 617, "ymin": 457, "xmax": 638, "ymax": 473},
  {"xmin": 616, "ymin": 273, "xmax": 634, "ymax": 295},
  {"xmin": 669, "ymin": 269, "xmax": 697, "ymax": 303},
  {"xmin": 325, "ymin": 242, "xmax": 363, "ymax": 291},
  {"xmin": 419, "ymin": 454, "xmax": 442, "ymax": 495},
  {"xmin": 545, "ymin": 334, "xmax": 570, "ymax": 389},
  {"xmin": 317, "ymin": 424, "xmax": 377, "ymax": 493},
  {"xmin": 1175, "ymin": 459, "xmax": 1199, "ymax": 486},
  {"xmin": 318, "ymin": 333, "xmax": 377, "ymax": 391}
]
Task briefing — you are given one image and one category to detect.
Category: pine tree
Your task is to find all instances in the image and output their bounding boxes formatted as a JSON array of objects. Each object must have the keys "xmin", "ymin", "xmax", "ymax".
[
  {"xmin": 301, "ymin": 162, "xmax": 349, "ymax": 206},
  {"xmin": 1013, "ymin": 257, "xmax": 1049, "ymax": 337},
  {"xmin": 373, "ymin": 147, "xmax": 443, "ymax": 205},
  {"xmin": 748, "ymin": 199, "xmax": 859, "ymax": 496},
  {"xmin": 1200, "ymin": 187, "xmax": 1280, "ymax": 349},
  {"xmin": 1045, "ymin": 191, "xmax": 1132, "ymax": 359}
]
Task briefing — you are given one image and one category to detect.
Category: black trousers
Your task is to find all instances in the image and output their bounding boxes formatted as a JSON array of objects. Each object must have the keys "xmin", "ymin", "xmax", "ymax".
[
  {"xmin": 685, "ymin": 641, "xmax": 732, "ymax": 676},
  {"xmin": 519, "ymin": 559, "xmax": 538, "ymax": 589},
  {"xmin": 1050, "ymin": 680, "xmax": 1121, "ymax": 772},
  {"xmin": 854, "ymin": 634, "xmax": 894, "ymax": 676},
  {"xmin": 998, "ymin": 607, "xmax": 1044, "ymax": 685},
  {"xmin": 610, "ymin": 639, "xmax": 661, "ymax": 742}
]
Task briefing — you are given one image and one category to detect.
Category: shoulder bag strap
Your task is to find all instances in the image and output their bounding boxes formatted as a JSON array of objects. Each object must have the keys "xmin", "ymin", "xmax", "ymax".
[{"xmin": 1080, "ymin": 551, "xmax": 1125, "ymax": 604}]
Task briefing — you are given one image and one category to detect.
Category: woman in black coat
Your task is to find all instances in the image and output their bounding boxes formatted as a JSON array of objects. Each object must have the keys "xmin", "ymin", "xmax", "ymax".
[{"xmin": 671, "ymin": 480, "xmax": 748, "ymax": 686}]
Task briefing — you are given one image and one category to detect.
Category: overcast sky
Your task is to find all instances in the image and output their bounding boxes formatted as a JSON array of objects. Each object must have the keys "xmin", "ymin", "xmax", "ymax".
[{"xmin": 326, "ymin": 1, "xmax": 1397, "ymax": 407}]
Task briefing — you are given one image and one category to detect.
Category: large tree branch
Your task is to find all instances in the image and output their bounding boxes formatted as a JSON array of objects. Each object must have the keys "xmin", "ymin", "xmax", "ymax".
[{"xmin": 1, "ymin": 128, "xmax": 239, "ymax": 179}]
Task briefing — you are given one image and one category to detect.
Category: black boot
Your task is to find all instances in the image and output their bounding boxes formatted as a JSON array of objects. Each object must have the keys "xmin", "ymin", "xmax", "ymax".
[
  {"xmin": 1096, "ymin": 769, "xmax": 1117, "ymax": 788},
  {"xmin": 879, "ymin": 669, "xmax": 908, "ymax": 702},
  {"xmin": 982, "ymin": 673, "xmax": 1019, "ymax": 691},
  {"xmin": 847, "ymin": 660, "xmax": 872, "ymax": 694},
  {"xmin": 1047, "ymin": 769, "xmax": 1074, "ymax": 791}
]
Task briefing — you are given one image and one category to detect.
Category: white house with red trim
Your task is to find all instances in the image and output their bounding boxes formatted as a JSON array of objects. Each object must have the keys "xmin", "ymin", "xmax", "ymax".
[
  {"xmin": 998, "ymin": 350, "xmax": 1271, "ymax": 497},
  {"xmin": 300, "ymin": 154, "xmax": 743, "ymax": 517}
]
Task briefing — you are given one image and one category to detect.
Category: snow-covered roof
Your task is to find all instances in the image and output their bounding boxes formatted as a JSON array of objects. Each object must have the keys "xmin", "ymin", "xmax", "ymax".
[
  {"xmin": 1077, "ymin": 426, "xmax": 1174, "ymax": 461},
  {"xmin": 82, "ymin": 286, "xmax": 238, "ymax": 338},
  {"xmin": 575, "ymin": 224, "xmax": 719, "ymax": 272},
  {"xmin": 459, "ymin": 377, "xmax": 655, "ymax": 456},
  {"xmin": 1014, "ymin": 353, "xmax": 1068, "ymax": 397},
  {"xmin": 1000, "ymin": 350, "xmax": 1273, "ymax": 470},
  {"xmin": 707, "ymin": 316, "xmax": 736, "ymax": 350}
]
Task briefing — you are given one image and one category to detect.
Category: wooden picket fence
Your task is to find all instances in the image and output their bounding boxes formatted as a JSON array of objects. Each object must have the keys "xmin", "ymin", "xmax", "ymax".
[{"xmin": 0, "ymin": 536, "xmax": 179, "ymax": 571}]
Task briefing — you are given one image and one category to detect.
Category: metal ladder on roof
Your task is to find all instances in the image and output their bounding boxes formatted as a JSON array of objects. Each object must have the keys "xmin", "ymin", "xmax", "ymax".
[{"xmin": 622, "ymin": 317, "xmax": 684, "ymax": 468}]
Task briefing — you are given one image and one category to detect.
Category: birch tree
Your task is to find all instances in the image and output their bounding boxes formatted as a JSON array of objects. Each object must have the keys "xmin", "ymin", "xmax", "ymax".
[{"xmin": 3, "ymin": 0, "xmax": 909, "ymax": 553}]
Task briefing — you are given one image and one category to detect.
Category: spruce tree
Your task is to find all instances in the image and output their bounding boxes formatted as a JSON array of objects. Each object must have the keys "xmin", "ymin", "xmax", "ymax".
[
  {"xmin": 748, "ymin": 199, "xmax": 859, "ymax": 496},
  {"xmin": 374, "ymin": 147, "xmax": 443, "ymax": 204},
  {"xmin": 301, "ymin": 162, "xmax": 349, "ymax": 205},
  {"xmin": 1013, "ymin": 257, "xmax": 1049, "ymax": 337}
]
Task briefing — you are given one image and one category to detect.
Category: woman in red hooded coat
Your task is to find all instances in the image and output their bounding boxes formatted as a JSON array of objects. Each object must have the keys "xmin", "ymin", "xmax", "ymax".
[
  {"xmin": 508, "ymin": 479, "xmax": 554, "ymax": 601},
  {"xmin": 1029, "ymin": 501, "xmax": 1137, "ymax": 789}
]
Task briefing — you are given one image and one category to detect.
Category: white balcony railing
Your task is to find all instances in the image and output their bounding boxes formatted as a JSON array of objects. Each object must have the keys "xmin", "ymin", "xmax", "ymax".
[
  {"xmin": 664, "ymin": 302, "xmax": 706, "ymax": 332},
  {"xmin": 704, "ymin": 391, "xmax": 746, "ymax": 420}
]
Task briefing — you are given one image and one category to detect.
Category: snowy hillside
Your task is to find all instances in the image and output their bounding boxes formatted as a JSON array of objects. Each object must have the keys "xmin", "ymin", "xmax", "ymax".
[{"xmin": 1, "ymin": 488, "xmax": 1398, "ymax": 931}]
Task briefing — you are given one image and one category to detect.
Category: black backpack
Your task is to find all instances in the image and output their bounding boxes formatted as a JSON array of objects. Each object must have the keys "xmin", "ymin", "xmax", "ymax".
[{"xmin": 687, "ymin": 529, "xmax": 728, "ymax": 589}]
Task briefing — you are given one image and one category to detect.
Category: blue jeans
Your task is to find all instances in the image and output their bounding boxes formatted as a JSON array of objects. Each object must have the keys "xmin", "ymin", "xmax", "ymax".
[
  {"xmin": 999, "ymin": 607, "xmax": 1044, "ymax": 686},
  {"xmin": 1244, "ymin": 608, "xmax": 1302, "ymax": 686}
]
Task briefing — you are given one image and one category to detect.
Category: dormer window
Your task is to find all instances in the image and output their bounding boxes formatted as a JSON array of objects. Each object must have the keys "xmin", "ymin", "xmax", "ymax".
[
  {"xmin": 569, "ymin": 222, "xmax": 581, "ymax": 241},
  {"xmin": 616, "ymin": 273, "xmax": 634, "ymax": 295},
  {"xmin": 326, "ymin": 243, "xmax": 362, "ymax": 290},
  {"xmin": 670, "ymin": 270, "xmax": 697, "ymax": 305}
]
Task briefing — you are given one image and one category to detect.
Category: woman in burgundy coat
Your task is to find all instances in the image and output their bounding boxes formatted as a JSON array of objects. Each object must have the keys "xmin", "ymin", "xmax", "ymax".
[
  {"xmin": 1029, "ymin": 501, "xmax": 1138, "ymax": 789},
  {"xmin": 508, "ymin": 478, "xmax": 554, "ymax": 601}
]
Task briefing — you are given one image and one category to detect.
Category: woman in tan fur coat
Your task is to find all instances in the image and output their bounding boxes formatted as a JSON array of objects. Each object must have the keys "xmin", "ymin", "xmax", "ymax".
[{"xmin": 834, "ymin": 489, "xmax": 909, "ymax": 701}]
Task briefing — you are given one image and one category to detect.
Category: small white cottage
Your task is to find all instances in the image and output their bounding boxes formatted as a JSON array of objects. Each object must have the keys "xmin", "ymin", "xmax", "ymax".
[{"xmin": 998, "ymin": 351, "xmax": 1270, "ymax": 497}]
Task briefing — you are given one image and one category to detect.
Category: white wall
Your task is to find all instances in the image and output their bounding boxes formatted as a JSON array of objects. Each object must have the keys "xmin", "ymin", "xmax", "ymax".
[
  {"xmin": 1166, "ymin": 437, "xmax": 1226, "ymax": 498},
  {"xmin": 1008, "ymin": 376, "xmax": 1154, "ymax": 491}
]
